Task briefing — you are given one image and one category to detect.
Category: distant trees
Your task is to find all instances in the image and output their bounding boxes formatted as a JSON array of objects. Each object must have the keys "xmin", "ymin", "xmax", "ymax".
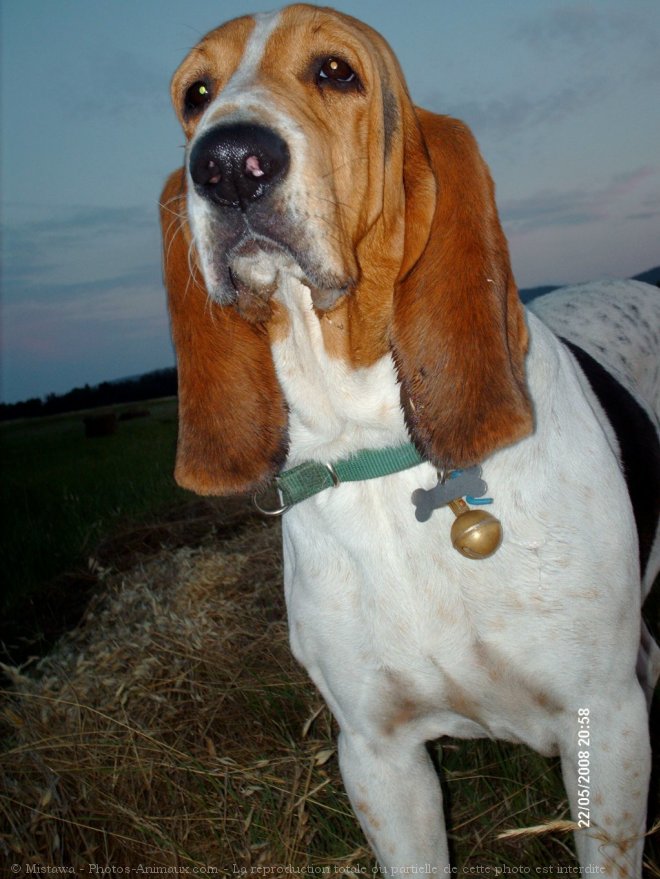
[{"xmin": 0, "ymin": 368, "xmax": 177, "ymax": 421}]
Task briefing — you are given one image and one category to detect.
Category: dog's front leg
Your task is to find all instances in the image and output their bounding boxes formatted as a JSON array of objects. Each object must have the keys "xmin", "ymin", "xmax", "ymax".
[
  {"xmin": 558, "ymin": 685, "xmax": 650, "ymax": 877},
  {"xmin": 337, "ymin": 730, "xmax": 449, "ymax": 874}
]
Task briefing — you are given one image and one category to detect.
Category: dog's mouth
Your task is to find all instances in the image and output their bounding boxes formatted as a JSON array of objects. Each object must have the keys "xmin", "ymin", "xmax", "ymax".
[
  {"xmin": 224, "ymin": 233, "xmax": 352, "ymax": 320},
  {"xmin": 227, "ymin": 237, "xmax": 291, "ymax": 321},
  {"xmin": 189, "ymin": 175, "xmax": 355, "ymax": 318}
]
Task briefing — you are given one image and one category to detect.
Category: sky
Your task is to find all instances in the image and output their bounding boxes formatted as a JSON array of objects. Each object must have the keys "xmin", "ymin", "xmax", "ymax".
[{"xmin": 1, "ymin": 0, "xmax": 659, "ymax": 404}]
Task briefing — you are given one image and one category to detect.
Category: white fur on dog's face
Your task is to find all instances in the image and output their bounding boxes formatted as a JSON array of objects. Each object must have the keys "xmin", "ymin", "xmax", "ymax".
[{"xmin": 169, "ymin": 6, "xmax": 398, "ymax": 310}]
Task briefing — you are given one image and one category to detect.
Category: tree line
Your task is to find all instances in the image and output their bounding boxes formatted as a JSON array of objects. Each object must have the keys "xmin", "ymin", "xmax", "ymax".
[{"xmin": 0, "ymin": 368, "xmax": 177, "ymax": 421}]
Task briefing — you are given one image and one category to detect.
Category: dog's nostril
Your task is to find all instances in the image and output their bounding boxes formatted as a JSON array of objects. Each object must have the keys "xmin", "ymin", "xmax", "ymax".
[
  {"xmin": 245, "ymin": 155, "xmax": 265, "ymax": 178},
  {"xmin": 189, "ymin": 123, "xmax": 290, "ymax": 208},
  {"xmin": 207, "ymin": 160, "xmax": 222, "ymax": 186}
]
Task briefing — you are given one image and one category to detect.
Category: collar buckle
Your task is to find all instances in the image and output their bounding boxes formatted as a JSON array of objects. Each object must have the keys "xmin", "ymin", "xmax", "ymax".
[
  {"xmin": 323, "ymin": 461, "xmax": 341, "ymax": 487},
  {"xmin": 252, "ymin": 482, "xmax": 290, "ymax": 517}
]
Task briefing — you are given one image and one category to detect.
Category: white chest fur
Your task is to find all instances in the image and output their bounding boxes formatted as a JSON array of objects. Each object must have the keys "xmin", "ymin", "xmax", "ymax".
[
  {"xmin": 270, "ymin": 277, "xmax": 640, "ymax": 755},
  {"xmin": 271, "ymin": 276, "xmax": 410, "ymax": 465}
]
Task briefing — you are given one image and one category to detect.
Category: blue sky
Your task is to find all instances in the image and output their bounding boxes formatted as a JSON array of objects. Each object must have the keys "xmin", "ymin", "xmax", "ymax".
[{"xmin": 1, "ymin": 0, "xmax": 659, "ymax": 403}]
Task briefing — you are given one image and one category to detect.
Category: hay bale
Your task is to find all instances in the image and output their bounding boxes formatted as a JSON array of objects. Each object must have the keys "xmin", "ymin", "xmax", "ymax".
[
  {"xmin": 83, "ymin": 412, "xmax": 117, "ymax": 438},
  {"xmin": 118, "ymin": 408, "xmax": 151, "ymax": 421},
  {"xmin": 0, "ymin": 508, "xmax": 584, "ymax": 872},
  {"xmin": 0, "ymin": 518, "xmax": 358, "ymax": 871}
]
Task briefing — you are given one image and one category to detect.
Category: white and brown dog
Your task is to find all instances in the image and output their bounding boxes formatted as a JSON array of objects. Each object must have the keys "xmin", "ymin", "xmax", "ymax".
[{"xmin": 159, "ymin": 5, "xmax": 659, "ymax": 875}]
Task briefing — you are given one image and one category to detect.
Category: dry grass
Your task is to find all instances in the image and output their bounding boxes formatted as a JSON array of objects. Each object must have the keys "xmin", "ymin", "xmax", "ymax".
[
  {"xmin": 1, "ymin": 506, "xmax": 657, "ymax": 874},
  {"xmin": 1, "ymin": 513, "xmax": 369, "ymax": 872}
]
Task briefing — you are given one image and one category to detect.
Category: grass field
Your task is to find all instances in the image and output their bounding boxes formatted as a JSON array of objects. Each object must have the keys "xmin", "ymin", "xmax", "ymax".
[{"xmin": 0, "ymin": 399, "xmax": 188, "ymax": 620}]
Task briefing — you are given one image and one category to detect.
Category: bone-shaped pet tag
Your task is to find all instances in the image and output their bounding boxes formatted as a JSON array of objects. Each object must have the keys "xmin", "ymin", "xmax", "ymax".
[{"xmin": 411, "ymin": 466, "xmax": 488, "ymax": 523}]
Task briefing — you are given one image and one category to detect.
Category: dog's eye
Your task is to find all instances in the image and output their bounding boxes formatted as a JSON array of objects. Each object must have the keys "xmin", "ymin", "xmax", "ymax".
[
  {"xmin": 184, "ymin": 80, "xmax": 212, "ymax": 114},
  {"xmin": 317, "ymin": 57, "xmax": 359, "ymax": 88}
]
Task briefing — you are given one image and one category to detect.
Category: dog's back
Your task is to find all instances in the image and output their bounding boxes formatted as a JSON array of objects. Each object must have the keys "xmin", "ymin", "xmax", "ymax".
[{"xmin": 529, "ymin": 280, "xmax": 660, "ymax": 421}]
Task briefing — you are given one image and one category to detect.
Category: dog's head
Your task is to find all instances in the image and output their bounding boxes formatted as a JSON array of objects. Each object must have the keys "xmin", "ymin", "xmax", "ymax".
[{"xmin": 161, "ymin": 4, "xmax": 532, "ymax": 494}]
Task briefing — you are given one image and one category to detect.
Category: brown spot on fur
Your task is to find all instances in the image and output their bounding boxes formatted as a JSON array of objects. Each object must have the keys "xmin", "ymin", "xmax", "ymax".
[
  {"xmin": 447, "ymin": 686, "xmax": 476, "ymax": 719},
  {"xmin": 318, "ymin": 299, "xmax": 351, "ymax": 362},
  {"xmin": 355, "ymin": 799, "xmax": 382, "ymax": 830},
  {"xmin": 593, "ymin": 792, "xmax": 604, "ymax": 807},
  {"xmin": 382, "ymin": 696, "xmax": 424, "ymax": 735},
  {"xmin": 380, "ymin": 670, "xmax": 430, "ymax": 735},
  {"xmin": 472, "ymin": 638, "xmax": 563, "ymax": 713},
  {"xmin": 472, "ymin": 638, "xmax": 504, "ymax": 682},
  {"xmin": 531, "ymin": 690, "xmax": 562, "ymax": 713},
  {"xmin": 472, "ymin": 638, "xmax": 509, "ymax": 687},
  {"xmin": 266, "ymin": 299, "xmax": 291, "ymax": 345},
  {"xmin": 473, "ymin": 639, "xmax": 491, "ymax": 668},
  {"xmin": 444, "ymin": 673, "xmax": 480, "ymax": 723}
]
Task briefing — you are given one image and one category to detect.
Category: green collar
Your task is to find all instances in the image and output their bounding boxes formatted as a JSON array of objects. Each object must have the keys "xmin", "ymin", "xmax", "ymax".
[
  {"xmin": 253, "ymin": 443, "xmax": 424, "ymax": 515},
  {"xmin": 252, "ymin": 444, "xmax": 503, "ymax": 561}
]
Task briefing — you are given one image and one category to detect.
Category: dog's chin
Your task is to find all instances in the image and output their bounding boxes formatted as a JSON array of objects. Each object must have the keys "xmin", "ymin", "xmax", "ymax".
[{"xmin": 206, "ymin": 239, "xmax": 351, "ymax": 321}]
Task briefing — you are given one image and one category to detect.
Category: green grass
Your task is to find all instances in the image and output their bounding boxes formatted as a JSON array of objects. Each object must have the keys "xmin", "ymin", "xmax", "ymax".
[{"xmin": 0, "ymin": 399, "xmax": 189, "ymax": 615}]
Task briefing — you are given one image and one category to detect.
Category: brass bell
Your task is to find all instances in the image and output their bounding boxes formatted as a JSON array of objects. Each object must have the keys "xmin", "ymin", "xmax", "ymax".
[{"xmin": 448, "ymin": 498, "xmax": 502, "ymax": 559}]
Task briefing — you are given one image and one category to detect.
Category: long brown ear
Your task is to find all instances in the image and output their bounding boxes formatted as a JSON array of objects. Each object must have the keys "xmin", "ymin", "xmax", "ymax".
[
  {"xmin": 392, "ymin": 110, "xmax": 532, "ymax": 469},
  {"xmin": 160, "ymin": 169, "xmax": 288, "ymax": 495}
]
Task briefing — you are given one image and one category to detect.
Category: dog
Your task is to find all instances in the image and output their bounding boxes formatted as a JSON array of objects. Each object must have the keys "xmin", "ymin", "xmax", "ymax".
[{"xmin": 159, "ymin": 5, "xmax": 659, "ymax": 874}]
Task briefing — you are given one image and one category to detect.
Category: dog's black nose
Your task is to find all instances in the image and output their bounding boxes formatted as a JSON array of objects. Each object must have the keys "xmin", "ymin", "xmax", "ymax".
[{"xmin": 189, "ymin": 123, "xmax": 290, "ymax": 208}]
